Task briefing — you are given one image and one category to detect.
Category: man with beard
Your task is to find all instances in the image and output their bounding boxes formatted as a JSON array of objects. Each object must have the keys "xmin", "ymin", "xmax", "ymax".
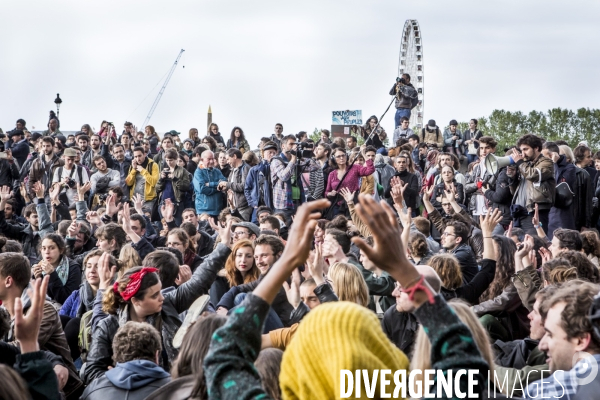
[
  {"xmin": 245, "ymin": 141, "xmax": 278, "ymax": 223},
  {"xmin": 125, "ymin": 146, "xmax": 159, "ymax": 210},
  {"xmin": 28, "ymin": 136, "xmax": 64, "ymax": 201},
  {"xmin": 53, "ymin": 148, "xmax": 90, "ymax": 206},
  {"xmin": 105, "ymin": 143, "xmax": 131, "ymax": 197}
]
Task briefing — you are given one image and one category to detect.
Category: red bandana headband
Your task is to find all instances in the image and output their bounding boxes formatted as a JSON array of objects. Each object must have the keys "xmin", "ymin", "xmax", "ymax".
[{"xmin": 114, "ymin": 267, "xmax": 158, "ymax": 302}]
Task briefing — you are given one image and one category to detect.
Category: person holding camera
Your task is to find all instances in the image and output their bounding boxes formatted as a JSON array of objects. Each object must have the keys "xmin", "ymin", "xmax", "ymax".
[
  {"xmin": 389, "ymin": 73, "xmax": 419, "ymax": 129},
  {"xmin": 270, "ymin": 134, "xmax": 318, "ymax": 223},
  {"xmin": 442, "ymin": 119, "xmax": 463, "ymax": 156},
  {"xmin": 156, "ymin": 149, "xmax": 191, "ymax": 226},
  {"xmin": 52, "ymin": 148, "xmax": 89, "ymax": 206},
  {"xmin": 218, "ymin": 148, "xmax": 251, "ymax": 221},
  {"xmin": 90, "ymin": 155, "xmax": 120, "ymax": 208}
]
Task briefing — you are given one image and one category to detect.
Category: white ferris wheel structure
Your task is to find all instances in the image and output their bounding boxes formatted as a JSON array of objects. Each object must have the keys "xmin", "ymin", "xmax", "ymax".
[{"xmin": 398, "ymin": 19, "xmax": 424, "ymax": 130}]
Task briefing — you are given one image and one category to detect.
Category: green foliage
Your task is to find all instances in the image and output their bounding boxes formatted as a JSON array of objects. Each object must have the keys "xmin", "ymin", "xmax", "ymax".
[
  {"xmin": 309, "ymin": 128, "xmax": 321, "ymax": 143},
  {"xmin": 455, "ymin": 108, "xmax": 600, "ymax": 153}
]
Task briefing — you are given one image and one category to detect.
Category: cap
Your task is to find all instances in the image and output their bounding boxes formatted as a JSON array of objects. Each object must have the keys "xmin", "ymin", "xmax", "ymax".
[
  {"xmin": 30, "ymin": 132, "xmax": 42, "ymax": 141},
  {"xmin": 63, "ymin": 148, "xmax": 78, "ymax": 157},
  {"xmin": 167, "ymin": 130, "xmax": 180, "ymax": 136},
  {"xmin": 449, "ymin": 119, "xmax": 458, "ymax": 126},
  {"xmin": 231, "ymin": 221, "xmax": 261, "ymax": 238},
  {"xmin": 262, "ymin": 141, "xmax": 278, "ymax": 152},
  {"xmin": 427, "ymin": 119, "xmax": 436, "ymax": 127},
  {"xmin": 8, "ymin": 130, "xmax": 24, "ymax": 138},
  {"xmin": 183, "ymin": 138, "xmax": 195, "ymax": 146}
]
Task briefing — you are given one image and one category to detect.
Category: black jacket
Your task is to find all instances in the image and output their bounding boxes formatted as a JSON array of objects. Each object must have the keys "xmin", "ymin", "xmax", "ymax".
[
  {"xmin": 84, "ymin": 243, "xmax": 231, "ymax": 384},
  {"xmin": 441, "ymin": 260, "xmax": 496, "ymax": 306},
  {"xmin": 483, "ymin": 167, "xmax": 513, "ymax": 227},
  {"xmin": 381, "ymin": 305, "xmax": 419, "ymax": 355},
  {"xmin": 451, "ymin": 243, "xmax": 479, "ymax": 284},
  {"xmin": 385, "ymin": 170, "xmax": 419, "ymax": 210}
]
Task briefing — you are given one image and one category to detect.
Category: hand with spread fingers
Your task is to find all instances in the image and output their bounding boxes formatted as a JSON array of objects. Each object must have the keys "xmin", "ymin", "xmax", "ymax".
[
  {"xmin": 209, "ymin": 218, "xmax": 234, "ymax": 248},
  {"xmin": 282, "ymin": 268, "xmax": 302, "ymax": 309},
  {"xmin": 351, "ymin": 194, "xmax": 423, "ymax": 292},
  {"xmin": 252, "ymin": 198, "xmax": 330, "ymax": 305},
  {"xmin": 98, "ymin": 252, "xmax": 117, "ymax": 290},
  {"xmin": 14, "ymin": 275, "xmax": 50, "ymax": 353}
]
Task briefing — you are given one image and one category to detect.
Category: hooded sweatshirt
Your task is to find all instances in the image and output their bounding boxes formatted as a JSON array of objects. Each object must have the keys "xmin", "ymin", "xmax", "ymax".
[{"xmin": 81, "ymin": 360, "xmax": 170, "ymax": 400}]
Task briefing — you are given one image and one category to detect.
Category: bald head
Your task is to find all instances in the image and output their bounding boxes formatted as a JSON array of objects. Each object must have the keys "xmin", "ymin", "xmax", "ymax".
[
  {"xmin": 416, "ymin": 265, "xmax": 441, "ymax": 294},
  {"xmin": 201, "ymin": 150, "xmax": 216, "ymax": 168}
]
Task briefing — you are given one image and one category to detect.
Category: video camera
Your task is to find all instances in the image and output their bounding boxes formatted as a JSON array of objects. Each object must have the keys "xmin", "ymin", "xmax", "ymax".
[{"xmin": 290, "ymin": 142, "xmax": 314, "ymax": 159}]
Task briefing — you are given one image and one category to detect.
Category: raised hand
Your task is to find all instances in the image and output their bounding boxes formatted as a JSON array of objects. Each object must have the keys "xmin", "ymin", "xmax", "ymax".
[
  {"xmin": 86, "ymin": 211, "xmax": 102, "ymax": 226},
  {"xmin": 98, "ymin": 252, "xmax": 117, "ymax": 290},
  {"xmin": 252, "ymin": 198, "xmax": 330, "ymax": 304},
  {"xmin": 398, "ymin": 206, "xmax": 412, "ymax": 230},
  {"xmin": 339, "ymin": 187, "xmax": 355, "ymax": 204},
  {"xmin": 0, "ymin": 185, "xmax": 12, "ymax": 203},
  {"xmin": 282, "ymin": 268, "xmax": 302, "ymax": 309},
  {"xmin": 77, "ymin": 182, "xmax": 91, "ymax": 202},
  {"xmin": 539, "ymin": 247, "xmax": 552, "ymax": 264},
  {"xmin": 121, "ymin": 203, "xmax": 140, "ymax": 242},
  {"xmin": 175, "ymin": 265, "xmax": 192, "ymax": 286},
  {"xmin": 161, "ymin": 199, "xmax": 175, "ymax": 222},
  {"xmin": 67, "ymin": 221, "xmax": 80, "ymax": 238},
  {"xmin": 105, "ymin": 193, "xmax": 122, "ymax": 217},
  {"xmin": 14, "ymin": 276, "xmax": 50, "ymax": 353},
  {"xmin": 49, "ymin": 183, "xmax": 61, "ymax": 203},
  {"xmin": 479, "ymin": 208, "xmax": 503, "ymax": 237},
  {"xmin": 306, "ymin": 243, "xmax": 326, "ymax": 285},
  {"xmin": 132, "ymin": 193, "xmax": 145, "ymax": 215},
  {"xmin": 33, "ymin": 181, "xmax": 45, "ymax": 199},
  {"xmin": 209, "ymin": 218, "xmax": 234, "ymax": 248},
  {"xmin": 352, "ymin": 194, "xmax": 422, "ymax": 290}
]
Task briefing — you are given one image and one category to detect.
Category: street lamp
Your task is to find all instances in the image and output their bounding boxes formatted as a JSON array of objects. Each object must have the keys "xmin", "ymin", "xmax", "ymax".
[{"xmin": 54, "ymin": 93, "xmax": 62, "ymax": 119}]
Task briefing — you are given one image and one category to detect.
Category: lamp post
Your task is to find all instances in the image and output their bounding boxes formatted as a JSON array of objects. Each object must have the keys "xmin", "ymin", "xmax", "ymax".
[{"xmin": 54, "ymin": 93, "xmax": 62, "ymax": 119}]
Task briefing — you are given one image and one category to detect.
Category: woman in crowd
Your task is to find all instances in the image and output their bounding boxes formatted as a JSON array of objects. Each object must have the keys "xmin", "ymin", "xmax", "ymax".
[
  {"xmin": 325, "ymin": 147, "xmax": 374, "ymax": 216},
  {"xmin": 60, "ymin": 250, "xmax": 119, "ymax": 361},
  {"xmin": 226, "ymin": 126, "xmax": 251, "ymax": 153},
  {"xmin": 407, "ymin": 232, "xmax": 433, "ymax": 265},
  {"xmin": 548, "ymin": 143, "xmax": 578, "ymax": 237},
  {"xmin": 360, "ymin": 115, "xmax": 386, "ymax": 153},
  {"xmin": 432, "ymin": 165, "xmax": 464, "ymax": 207},
  {"xmin": 118, "ymin": 243, "xmax": 142, "ymax": 277},
  {"xmin": 207, "ymin": 123, "xmax": 225, "ymax": 147},
  {"xmin": 84, "ymin": 237, "xmax": 231, "ymax": 384},
  {"xmin": 201, "ymin": 135, "xmax": 218, "ymax": 153},
  {"xmin": 224, "ymin": 239, "xmax": 260, "ymax": 288},
  {"xmin": 188, "ymin": 127, "xmax": 201, "ymax": 147},
  {"xmin": 81, "ymin": 124, "xmax": 94, "ymax": 135},
  {"xmin": 166, "ymin": 228, "xmax": 203, "ymax": 272},
  {"xmin": 144, "ymin": 125, "xmax": 161, "ymax": 155},
  {"xmin": 313, "ymin": 219, "xmax": 328, "ymax": 247},
  {"xmin": 473, "ymin": 235, "xmax": 530, "ymax": 341},
  {"xmin": 32, "ymin": 234, "xmax": 82, "ymax": 305},
  {"xmin": 327, "ymin": 262, "xmax": 369, "ymax": 308}
]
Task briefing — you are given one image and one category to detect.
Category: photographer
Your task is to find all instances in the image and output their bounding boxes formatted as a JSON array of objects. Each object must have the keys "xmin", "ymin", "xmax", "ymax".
[
  {"xmin": 219, "ymin": 148, "xmax": 251, "ymax": 221},
  {"xmin": 156, "ymin": 149, "xmax": 191, "ymax": 225},
  {"xmin": 270, "ymin": 134, "xmax": 318, "ymax": 223},
  {"xmin": 89, "ymin": 155, "xmax": 120, "ymax": 208},
  {"xmin": 465, "ymin": 136, "xmax": 497, "ymax": 225},
  {"xmin": 442, "ymin": 119, "xmax": 463, "ymax": 156},
  {"xmin": 389, "ymin": 73, "xmax": 419, "ymax": 129},
  {"xmin": 52, "ymin": 148, "xmax": 89, "ymax": 206}
]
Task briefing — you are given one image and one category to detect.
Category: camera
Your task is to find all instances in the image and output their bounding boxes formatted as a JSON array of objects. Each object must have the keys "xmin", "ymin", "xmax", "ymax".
[
  {"xmin": 163, "ymin": 167, "xmax": 170, "ymax": 174},
  {"xmin": 66, "ymin": 178, "xmax": 76, "ymax": 189},
  {"xmin": 98, "ymin": 193, "xmax": 109, "ymax": 202},
  {"xmin": 396, "ymin": 77, "xmax": 407, "ymax": 85},
  {"xmin": 290, "ymin": 142, "xmax": 314, "ymax": 159}
]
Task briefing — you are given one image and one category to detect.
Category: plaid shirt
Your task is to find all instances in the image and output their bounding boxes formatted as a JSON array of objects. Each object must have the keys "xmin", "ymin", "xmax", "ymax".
[
  {"xmin": 524, "ymin": 354, "xmax": 600, "ymax": 399},
  {"xmin": 271, "ymin": 153, "xmax": 318, "ymax": 210}
]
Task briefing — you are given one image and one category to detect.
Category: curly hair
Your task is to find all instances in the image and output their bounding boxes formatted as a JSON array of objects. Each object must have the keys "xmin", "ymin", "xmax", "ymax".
[
  {"xmin": 112, "ymin": 321, "xmax": 162, "ymax": 363},
  {"xmin": 545, "ymin": 280, "xmax": 600, "ymax": 351},
  {"xmin": 224, "ymin": 240, "xmax": 260, "ymax": 287},
  {"xmin": 480, "ymin": 236, "xmax": 517, "ymax": 301},
  {"xmin": 559, "ymin": 250, "xmax": 600, "ymax": 283},
  {"xmin": 408, "ymin": 232, "xmax": 429, "ymax": 258},
  {"xmin": 581, "ymin": 231, "xmax": 600, "ymax": 258},
  {"xmin": 429, "ymin": 254, "xmax": 463, "ymax": 290},
  {"xmin": 102, "ymin": 266, "xmax": 160, "ymax": 315}
]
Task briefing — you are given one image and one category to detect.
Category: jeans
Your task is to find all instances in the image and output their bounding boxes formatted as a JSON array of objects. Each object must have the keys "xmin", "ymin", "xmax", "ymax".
[
  {"xmin": 467, "ymin": 153, "xmax": 479, "ymax": 165},
  {"xmin": 394, "ymin": 108, "xmax": 411, "ymax": 129},
  {"xmin": 231, "ymin": 293, "xmax": 283, "ymax": 333}
]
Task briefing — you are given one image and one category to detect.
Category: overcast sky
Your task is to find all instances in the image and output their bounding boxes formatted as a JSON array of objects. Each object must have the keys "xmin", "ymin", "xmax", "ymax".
[{"xmin": 1, "ymin": 0, "xmax": 599, "ymax": 144}]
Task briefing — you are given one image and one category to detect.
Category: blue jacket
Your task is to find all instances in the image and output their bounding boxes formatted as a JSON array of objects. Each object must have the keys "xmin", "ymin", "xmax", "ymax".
[
  {"xmin": 59, "ymin": 289, "xmax": 81, "ymax": 318},
  {"xmin": 193, "ymin": 167, "xmax": 226, "ymax": 216},
  {"xmin": 244, "ymin": 160, "xmax": 273, "ymax": 209},
  {"xmin": 10, "ymin": 138, "xmax": 30, "ymax": 168}
]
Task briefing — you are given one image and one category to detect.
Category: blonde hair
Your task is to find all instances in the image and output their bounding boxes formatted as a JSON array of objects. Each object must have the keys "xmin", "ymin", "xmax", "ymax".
[
  {"xmin": 559, "ymin": 145, "xmax": 575, "ymax": 163},
  {"xmin": 429, "ymin": 254, "xmax": 463, "ymax": 290},
  {"xmin": 410, "ymin": 301, "xmax": 495, "ymax": 386},
  {"xmin": 119, "ymin": 243, "xmax": 142, "ymax": 277},
  {"xmin": 328, "ymin": 262, "xmax": 369, "ymax": 307}
]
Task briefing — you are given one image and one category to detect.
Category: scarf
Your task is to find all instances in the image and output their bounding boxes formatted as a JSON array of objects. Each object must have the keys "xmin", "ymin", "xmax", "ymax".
[{"xmin": 54, "ymin": 256, "xmax": 69, "ymax": 285}]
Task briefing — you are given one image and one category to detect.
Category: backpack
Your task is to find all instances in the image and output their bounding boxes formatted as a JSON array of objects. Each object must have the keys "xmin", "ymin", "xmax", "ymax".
[{"xmin": 78, "ymin": 310, "xmax": 94, "ymax": 362}]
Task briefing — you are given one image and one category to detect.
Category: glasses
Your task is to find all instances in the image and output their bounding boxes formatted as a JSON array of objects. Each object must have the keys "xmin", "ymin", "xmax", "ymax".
[{"xmin": 442, "ymin": 232, "xmax": 456, "ymax": 237}]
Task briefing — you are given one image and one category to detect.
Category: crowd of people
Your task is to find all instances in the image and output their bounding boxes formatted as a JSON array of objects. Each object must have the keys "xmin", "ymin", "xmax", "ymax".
[{"xmin": 1, "ymin": 101, "xmax": 600, "ymax": 399}]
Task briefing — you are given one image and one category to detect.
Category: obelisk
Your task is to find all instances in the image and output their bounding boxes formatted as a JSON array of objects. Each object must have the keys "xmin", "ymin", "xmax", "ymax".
[{"xmin": 207, "ymin": 105, "xmax": 212, "ymax": 129}]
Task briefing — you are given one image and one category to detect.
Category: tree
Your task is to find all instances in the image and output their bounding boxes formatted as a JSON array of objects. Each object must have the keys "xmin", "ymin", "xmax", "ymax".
[{"xmin": 458, "ymin": 108, "xmax": 600, "ymax": 153}]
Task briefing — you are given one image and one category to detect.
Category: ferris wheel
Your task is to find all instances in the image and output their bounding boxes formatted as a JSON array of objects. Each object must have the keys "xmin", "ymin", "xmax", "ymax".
[{"xmin": 398, "ymin": 19, "xmax": 424, "ymax": 130}]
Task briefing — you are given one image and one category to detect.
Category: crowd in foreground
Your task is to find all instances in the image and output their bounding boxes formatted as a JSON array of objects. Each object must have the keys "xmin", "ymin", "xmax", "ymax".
[{"xmin": 0, "ymin": 113, "xmax": 600, "ymax": 399}]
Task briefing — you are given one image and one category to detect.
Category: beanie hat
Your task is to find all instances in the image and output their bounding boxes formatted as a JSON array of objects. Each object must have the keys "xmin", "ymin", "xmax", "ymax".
[{"xmin": 280, "ymin": 301, "xmax": 409, "ymax": 399}]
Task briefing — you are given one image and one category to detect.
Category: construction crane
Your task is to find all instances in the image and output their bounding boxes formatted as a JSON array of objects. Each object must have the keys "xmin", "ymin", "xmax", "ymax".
[{"xmin": 142, "ymin": 49, "xmax": 185, "ymax": 128}]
